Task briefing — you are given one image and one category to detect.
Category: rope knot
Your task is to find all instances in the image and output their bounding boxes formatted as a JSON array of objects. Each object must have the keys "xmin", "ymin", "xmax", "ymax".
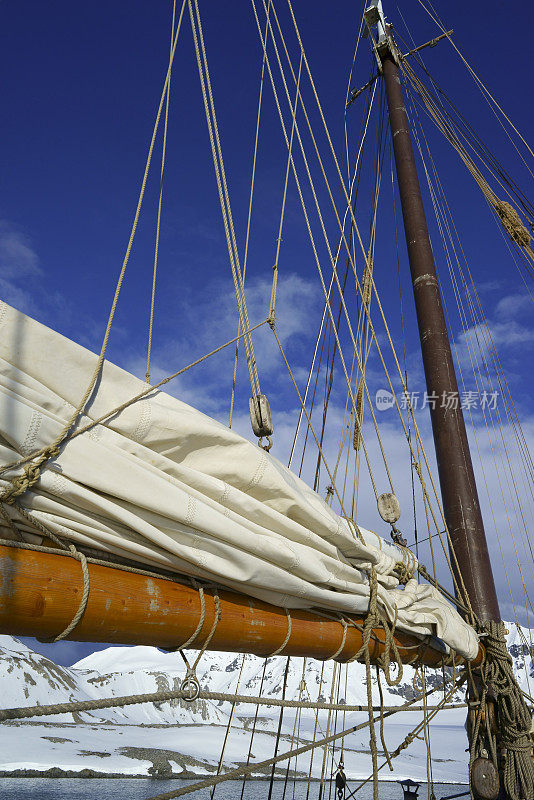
[
  {"xmin": 392, "ymin": 729, "xmax": 416, "ymax": 758},
  {"xmin": 1, "ymin": 445, "xmax": 61, "ymax": 505}
]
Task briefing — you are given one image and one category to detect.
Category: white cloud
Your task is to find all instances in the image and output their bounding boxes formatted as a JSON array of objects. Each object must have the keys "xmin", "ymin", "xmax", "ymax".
[
  {"xmin": 494, "ymin": 292, "xmax": 533, "ymax": 320},
  {"xmin": 0, "ymin": 221, "xmax": 41, "ymax": 279},
  {"xmin": 0, "ymin": 221, "xmax": 42, "ymax": 314},
  {"xmin": 124, "ymin": 271, "xmax": 324, "ymax": 415}
]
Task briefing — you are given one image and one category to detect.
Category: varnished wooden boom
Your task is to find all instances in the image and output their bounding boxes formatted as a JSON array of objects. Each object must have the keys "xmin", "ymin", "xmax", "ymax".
[{"xmin": 0, "ymin": 544, "xmax": 483, "ymax": 667}]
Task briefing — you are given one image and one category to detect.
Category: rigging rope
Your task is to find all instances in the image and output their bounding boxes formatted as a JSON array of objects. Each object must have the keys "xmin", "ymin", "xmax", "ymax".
[
  {"xmin": 258, "ymin": 0, "xmax": 477, "ymax": 618},
  {"xmin": 140, "ymin": 674, "xmax": 467, "ymax": 800},
  {"xmin": 0, "ymin": 685, "xmax": 471, "ymax": 723},
  {"xmin": 229, "ymin": 0, "xmax": 271, "ymax": 428},
  {"xmin": 189, "ymin": 0, "xmax": 264, "ymax": 418},
  {"xmin": 146, "ymin": 0, "xmax": 177, "ymax": 384}
]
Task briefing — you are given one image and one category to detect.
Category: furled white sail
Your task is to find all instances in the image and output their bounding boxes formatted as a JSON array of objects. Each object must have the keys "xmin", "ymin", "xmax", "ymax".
[{"xmin": 0, "ymin": 303, "xmax": 478, "ymax": 658}]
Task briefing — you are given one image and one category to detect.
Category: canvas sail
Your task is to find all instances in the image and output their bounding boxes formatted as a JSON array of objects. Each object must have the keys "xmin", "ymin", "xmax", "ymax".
[{"xmin": 0, "ymin": 302, "xmax": 478, "ymax": 658}]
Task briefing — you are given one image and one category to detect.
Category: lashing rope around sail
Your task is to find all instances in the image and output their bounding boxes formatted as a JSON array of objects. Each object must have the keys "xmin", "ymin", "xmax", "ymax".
[
  {"xmin": 0, "ymin": 505, "xmax": 91, "ymax": 643},
  {"xmin": 0, "ymin": 318, "xmax": 268, "ymax": 501},
  {"xmin": 266, "ymin": 608, "xmax": 292, "ymax": 657},
  {"xmin": 176, "ymin": 589, "xmax": 221, "ymax": 701}
]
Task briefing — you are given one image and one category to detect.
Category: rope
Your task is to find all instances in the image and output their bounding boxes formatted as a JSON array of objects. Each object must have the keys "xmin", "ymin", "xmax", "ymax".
[
  {"xmin": 0, "ymin": 503, "xmax": 24, "ymax": 540},
  {"xmin": 328, "ymin": 618, "xmax": 349, "ymax": 661},
  {"xmin": 393, "ymin": 548, "xmax": 417, "ymax": 585},
  {"xmin": 176, "ymin": 589, "xmax": 221, "ymax": 675},
  {"xmin": 190, "ymin": 589, "xmax": 221, "ymax": 671},
  {"xmin": 346, "ymin": 569, "xmax": 403, "ymax": 686},
  {"xmin": 143, "ymin": 672, "xmax": 468, "ymax": 800},
  {"xmin": 346, "ymin": 568, "xmax": 402, "ymax": 800},
  {"xmin": 211, "ymin": 653, "xmax": 247, "ymax": 798},
  {"xmin": 343, "ymin": 676, "xmax": 466, "ymax": 800},
  {"xmin": 229, "ymin": 1, "xmax": 271, "ymax": 428},
  {"xmin": 266, "ymin": 608, "xmax": 292, "ymax": 657},
  {"xmin": 146, "ymin": 0, "xmax": 177, "ymax": 383},
  {"xmin": 376, "ymin": 666, "xmax": 393, "ymax": 772},
  {"xmin": 168, "ymin": 587, "xmax": 220, "ymax": 703},
  {"xmin": 189, "ymin": 0, "xmax": 262, "ymax": 403},
  {"xmin": 269, "ymin": 48, "xmax": 303, "ymax": 324},
  {"xmin": 493, "ymin": 199, "xmax": 532, "ymax": 248},
  {"xmin": 0, "ymin": 671, "xmax": 470, "ymax": 723},
  {"xmin": 170, "ymin": 579, "xmax": 206, "ymax": 651},
  {"xmin": 0, "ymin": 509, "xmax": 91, "ymax": 643},
  {"xmin": 38, "ymin": 546, "xmax": 90, "ymax": 643},
  {"xmin": 472, "ymin": 621, "xmax": 534, "ymax": 800}
]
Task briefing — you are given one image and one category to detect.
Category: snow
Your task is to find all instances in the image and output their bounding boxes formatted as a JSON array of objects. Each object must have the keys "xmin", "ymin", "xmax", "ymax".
[{"xmin": 0, "ymin": 623, "xmax": 531, "ymax": 781}]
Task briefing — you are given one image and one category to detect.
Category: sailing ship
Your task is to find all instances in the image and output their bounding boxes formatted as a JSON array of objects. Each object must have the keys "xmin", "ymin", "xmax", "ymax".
[{"xmin": 0, "ymin": 1, "xmax": 533, "ymax": 798}]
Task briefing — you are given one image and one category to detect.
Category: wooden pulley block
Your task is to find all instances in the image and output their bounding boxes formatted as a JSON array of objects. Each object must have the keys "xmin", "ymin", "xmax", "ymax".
[
  {"xmin": 377, "ymin": 492, "xmax": 401, "ymax": 524},
  {"xmin": 471, "ymin": 757, "xmax": 500, "ymax": 800}
]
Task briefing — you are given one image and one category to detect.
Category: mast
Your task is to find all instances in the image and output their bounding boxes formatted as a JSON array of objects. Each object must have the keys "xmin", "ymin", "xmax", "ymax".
[
  {"xmin": 361, "ymin": 9, "xmax": 534, "ymax": 799},
  {"xmin": 364, "ymin": 3, "xmax": 500, "ymax": 625}
]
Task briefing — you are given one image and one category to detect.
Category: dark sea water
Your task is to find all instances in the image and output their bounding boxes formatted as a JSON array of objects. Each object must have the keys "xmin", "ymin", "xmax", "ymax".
[{"xmin": 0, "ymin": 779, "xmax": 468, "ymax": 799}]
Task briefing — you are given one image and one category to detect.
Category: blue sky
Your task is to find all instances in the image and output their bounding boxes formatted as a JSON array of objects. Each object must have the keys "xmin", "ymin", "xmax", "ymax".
[{"xmin": 1, "ymin": 0, "xmax": 533, "ymax": 665}]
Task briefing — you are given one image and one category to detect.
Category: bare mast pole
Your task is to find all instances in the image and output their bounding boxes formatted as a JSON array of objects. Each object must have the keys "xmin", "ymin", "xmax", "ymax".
[{"xmin": 362, "ymin": 1, "xmax": 500, "ymax": 624}]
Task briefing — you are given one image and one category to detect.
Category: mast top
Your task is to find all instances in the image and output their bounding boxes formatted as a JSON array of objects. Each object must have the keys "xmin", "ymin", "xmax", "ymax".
[
  {"xmin": 363, "ymin": 0, "xmax": 398, "ymax": 70},
  {"xmin": 363, "ymin": 0, "xmax": 387, "ymax": 43}
]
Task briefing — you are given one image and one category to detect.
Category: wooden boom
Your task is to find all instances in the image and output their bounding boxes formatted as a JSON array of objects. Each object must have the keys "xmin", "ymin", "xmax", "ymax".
[{"xmin": 0, "ymin": 542, "xmax": 483, "ymax": 667}]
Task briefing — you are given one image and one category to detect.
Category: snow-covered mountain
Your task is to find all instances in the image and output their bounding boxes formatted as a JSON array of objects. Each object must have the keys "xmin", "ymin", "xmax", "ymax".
[{"xmin": 0, "ymin": 624, "xmax": 531, "ymax": 782}]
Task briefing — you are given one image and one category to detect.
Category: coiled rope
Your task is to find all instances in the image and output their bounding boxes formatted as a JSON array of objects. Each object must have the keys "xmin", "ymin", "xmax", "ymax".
[{"xmin": 472, "ymin": 621, "xmax": 534, "ymax": 800}]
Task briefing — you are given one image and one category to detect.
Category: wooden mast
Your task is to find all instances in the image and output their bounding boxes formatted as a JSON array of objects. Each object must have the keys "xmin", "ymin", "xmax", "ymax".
[
  {"xmin": 376, "ymin": 21, "xmax": 500, "ymax": 625},
  {"xmin": 362, "ymin": 5, "xmax": 514, "ymax": 795}
]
